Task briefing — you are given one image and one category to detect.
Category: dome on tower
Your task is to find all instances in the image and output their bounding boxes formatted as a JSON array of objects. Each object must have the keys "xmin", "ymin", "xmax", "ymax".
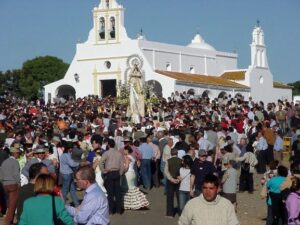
[{"xmin": 187, "ymin": 33, "xmax": 215, "ymax": 51}]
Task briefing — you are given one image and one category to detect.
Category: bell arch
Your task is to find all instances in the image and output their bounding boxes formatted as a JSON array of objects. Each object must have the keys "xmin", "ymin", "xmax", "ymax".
[
  {"xmin": 146, "ymin": 80, "xmax": 162, "ymax": 97},
  {"xmin": 56, "ymin": 85, "xmax": 76, "ymax": 100}
]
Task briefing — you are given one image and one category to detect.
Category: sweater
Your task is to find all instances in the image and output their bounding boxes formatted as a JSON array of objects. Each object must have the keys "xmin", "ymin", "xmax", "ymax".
[
  {"xmin": 222, "ymin": 167, "xmax": 237, "ymax": 194},
  {"xmin": 178, "ymin": 194, "xmax": 239, "ymax": 225},
  {"xmin": 19, "ymin": 195, "xmax": 73, "ymax": 225},
  {"xmin": 0, "ymin": 156, "xmax": 20, "ymax": 186},
  {"xmin": 286, "ymin": 192, "xmax": 300, "ymax": 225},
  {"xmin": 236, "ymin": 152, "xmax": 258, "ymax": 174}
]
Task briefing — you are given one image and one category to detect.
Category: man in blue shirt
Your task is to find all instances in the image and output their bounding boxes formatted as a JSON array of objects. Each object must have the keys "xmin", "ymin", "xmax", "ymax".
[
  {"xmin": 67, "ymin": 165, "xmax": 109, "ymax": 225},
  {"xmin": 255, "ymin": 131, "xmax": 268, "ymax": 174},
  {"xmin": 139, "ymin": 137, "xmax": 154, "ymax": 190}
]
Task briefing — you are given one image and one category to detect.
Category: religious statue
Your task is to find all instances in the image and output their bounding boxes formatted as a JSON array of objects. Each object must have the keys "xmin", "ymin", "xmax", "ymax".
[{"xmin": 129, "ymin": 63, "xmax": 145, "ymax": 124}]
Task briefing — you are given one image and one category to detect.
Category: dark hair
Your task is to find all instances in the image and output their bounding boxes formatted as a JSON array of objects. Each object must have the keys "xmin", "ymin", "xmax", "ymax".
[
  {"xmin": 245, "ymin": 143, "xmax": 254, "ymax": 153},
  {"xmin": 269, "ymin": 160, "xmax": 279, "ymax": 170},
  {"xmin": 179, "ymin": 133, "xmax": 186, "ymax": 141},
  {"xmin": 171, "ymin": 148, "xmax": 178, "ymax": 156},
  {"xmin": 291, "ymin": 177, "xmax": 300, "ymax": 192},
  {"xmin": 224, "ymin": 144, "xmax": 233, "ymax": 153},
  {"xmin": 202, "ymin": 174, "xmax": 219, "ymax": 187},
  {"xmin": 182, "ymin": 155, "xmax": 193, "ymax": 169},
  {"xmin": 277, "ymin": 165, "xmax": 288, "ymax": 177},
  {"xmin": 29, "ymin": 163, "xmax": 47, "ymax": 180},
  {"xmin": 140, "ymin": 137, "xmax": 147, "ymax": 143},
  {"xmin": 76, "ymin": 165, "xmax": 95, "ymax": 183},
  {"xmin": 290, "ymin": 161, "xmax": 300, "ymax": 175},
  {"xmin": 124, "ymin": 145, "xmax": 133, "ymax": 154},
  {"xmin": 133, "ymin": 140, "xmax": 140, "ymax": 147},
  {"xmin": 107, "ymin": 139, "xmax": 115, "ymax": 148},
  {"xmin": 91, "ymin": 134, "xmax": 103, "ymax": 145},
  {"xmin": 62, "ymin": 141, "xmax": 73, "ymax": 153}
]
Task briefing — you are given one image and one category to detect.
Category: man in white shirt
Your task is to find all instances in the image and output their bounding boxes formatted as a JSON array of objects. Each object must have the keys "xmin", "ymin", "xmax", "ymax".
[{"xmin": 197, "ymin": 132, "xmax": 214, "ymax": 152}]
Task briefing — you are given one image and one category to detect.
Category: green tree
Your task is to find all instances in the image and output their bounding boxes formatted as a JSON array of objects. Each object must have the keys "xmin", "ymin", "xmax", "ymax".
[
  {"xmin": 288, "ymin": 81, "xmax": 300, "ymax": 96},
  {"xmin": 18, "ymin": 56, "xmax": 69, "ymax": 100},
  {"xmin": 0, "ymin": 69, "xmax": 22, "ymax": 95}
]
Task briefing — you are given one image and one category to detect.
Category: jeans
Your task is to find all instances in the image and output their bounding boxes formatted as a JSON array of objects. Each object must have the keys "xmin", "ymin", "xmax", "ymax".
[
  {"xmin": 141, "ymin": 159, "xmax": 152, "ymax": 189},
  {"xmin": 178, "ymin": 191, "xmax": 190, "ymax": 213},
  {"xmin": 61, "ymin": 173, "xmax": 79, "ymax": 207},
  {"xmin": 160, "ymin": 160, "xmax": 167, "ymax": 193}
]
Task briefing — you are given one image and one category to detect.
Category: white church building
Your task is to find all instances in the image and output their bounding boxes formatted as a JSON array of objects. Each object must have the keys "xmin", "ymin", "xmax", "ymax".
[{"xmin": 44, "ymin": 0, "xmax": 292, "ymax": 103}]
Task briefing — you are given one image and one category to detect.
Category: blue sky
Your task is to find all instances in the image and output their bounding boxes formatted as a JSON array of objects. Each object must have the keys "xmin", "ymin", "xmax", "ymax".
[{"xmin": 0, "ymin": 0, "xmax": 299, "ymax": 83}]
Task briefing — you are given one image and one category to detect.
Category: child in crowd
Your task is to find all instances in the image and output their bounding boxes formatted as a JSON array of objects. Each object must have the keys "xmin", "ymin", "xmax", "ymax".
[{"xmin": 178, "ymin": 155, "xmax": 193, "ymax": 214}]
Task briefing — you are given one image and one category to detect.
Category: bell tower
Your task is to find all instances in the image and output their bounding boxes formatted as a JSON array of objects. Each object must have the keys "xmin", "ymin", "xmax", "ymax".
[
  {"xmin": 92, "ymin": 0, "xmax": 128, "ymax": 44},
  {"xmin": 250, "ymin": 20, "xmax": 269, "ymax": 68}
]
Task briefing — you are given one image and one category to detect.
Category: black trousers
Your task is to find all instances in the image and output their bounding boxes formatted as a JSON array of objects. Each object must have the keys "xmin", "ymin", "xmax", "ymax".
[
  {"xmin": 0, "ymin": 182, "xmax": 6, "ymax": 214},
  {"xmin": 104, "ymin": 171, "xmax": 122, "ymax": 214},
  {"xmin": 266, "ymin": 144, "xmax": 274, "ymax": 165},
  {"xmin": 257, "ymin": 150, "xmax": 267, "ymax": 174},
  {"xmin": 166, "ymin": 180, "xmax": 179, "ymax": 217},
  {"xmin": 151, "ymin": 160, "xmax": 160, "ymax": 187},
  {"xmin": 269, "ymin": 192, "xmax": 284, "ymax": 225},
  {"xmin": 239, "ymin": 169, "xmax": 254, "ymax": 192}
]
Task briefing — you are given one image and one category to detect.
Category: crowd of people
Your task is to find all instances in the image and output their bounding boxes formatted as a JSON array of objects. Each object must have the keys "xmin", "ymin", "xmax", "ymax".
[{"xmin": 0, "ymin": 91, "xmax": 300, "ymax": 225}]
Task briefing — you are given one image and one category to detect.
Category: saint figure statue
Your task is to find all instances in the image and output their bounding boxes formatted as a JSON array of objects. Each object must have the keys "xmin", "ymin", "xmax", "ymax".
[{"xmin": 129, "ymin": 63, "xmax": 145, "ymax": 123}]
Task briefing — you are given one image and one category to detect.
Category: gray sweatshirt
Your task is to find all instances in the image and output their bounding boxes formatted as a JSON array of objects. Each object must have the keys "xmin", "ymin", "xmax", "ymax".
[{"xmin": 0, "ymin": 156, "xmax": 20, "ymax": 186}]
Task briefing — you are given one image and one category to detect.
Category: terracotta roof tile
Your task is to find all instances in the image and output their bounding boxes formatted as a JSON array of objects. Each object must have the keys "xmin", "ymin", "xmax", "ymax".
[
  {"xmin": 220, "ymin": 71, "xmax": 246, "ymax": 80},
  {"xmin": 155, "ymin": 70, "xmax": 249, "ymax": 89},
  {"xmin": 273, "ymin": 81, "xmax": 293, "ymax": 89}
]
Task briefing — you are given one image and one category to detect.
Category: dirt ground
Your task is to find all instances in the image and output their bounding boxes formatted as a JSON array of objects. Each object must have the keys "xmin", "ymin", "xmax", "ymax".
[
  {"xmin": 110, "ymin": 172, "xmax": 267, "ymax": 225},
  {"xmin": 0, "ymin": 172, "xmax": 268, "ymax": 225}
]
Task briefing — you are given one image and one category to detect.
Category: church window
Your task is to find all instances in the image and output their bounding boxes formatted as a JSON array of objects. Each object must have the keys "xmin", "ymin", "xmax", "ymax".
[
  {"xmin": 257, "ymin": 50, "xmax": 261, "ymax": 67},
  {"xmin": 166, "ymin": 63, "xmax": 171, "ymax": 71},
  {"xmin": 99, "ymin": 17, "xmax": 105, "ymax": 40},
  {"xmin": 190, "ymin": 66, "xmax": 195, "ymax": 74},
  {"xmin": 104, "ymin": 61, "xmax": 111, "ymax": 69},
  {"xmin": 106, "ymin": 0, "xmax": 110, "ymax": 8},
  {"xmin": 259, "ymin": 76, "xmax": 264, "ymax": 84},
  {"xmin": 110, "ymin": 17, "xmax": 116, "ymax": 39}
]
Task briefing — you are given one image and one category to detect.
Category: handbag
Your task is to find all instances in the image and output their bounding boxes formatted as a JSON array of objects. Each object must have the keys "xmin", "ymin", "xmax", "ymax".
[
  {"xmin": 52, "ymin": 195, "xmax": 66, "ymax": 225},
  {"xmin": 241, "ymin": 161, "xmax": 250, "ymax": 172}
]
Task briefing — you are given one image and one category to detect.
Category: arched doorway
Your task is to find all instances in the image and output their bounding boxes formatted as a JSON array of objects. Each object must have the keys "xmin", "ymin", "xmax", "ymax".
[
  {"xmin": 56, "ymin": 85, "xmax": 76, "ymax": 100},
  {"xmin": 187, "ymin": 89, "xmax": 195, "ymax": 95},
  {"xmin": 218, "ymin": 91, "xmax": 227, "ymax": 99},
  {"xmin": 146, "ymin": 80, "xmax": 162, "ymax": 97},
  {"xmin": 202, "ymin": 90, "xmax": 210, "ymax": 98}
]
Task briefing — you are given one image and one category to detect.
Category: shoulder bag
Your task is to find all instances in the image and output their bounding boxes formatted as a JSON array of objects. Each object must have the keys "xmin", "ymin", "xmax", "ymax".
[{"xmin": 52, "ymin": 195, "xmax": 66, "ymax": 225}]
